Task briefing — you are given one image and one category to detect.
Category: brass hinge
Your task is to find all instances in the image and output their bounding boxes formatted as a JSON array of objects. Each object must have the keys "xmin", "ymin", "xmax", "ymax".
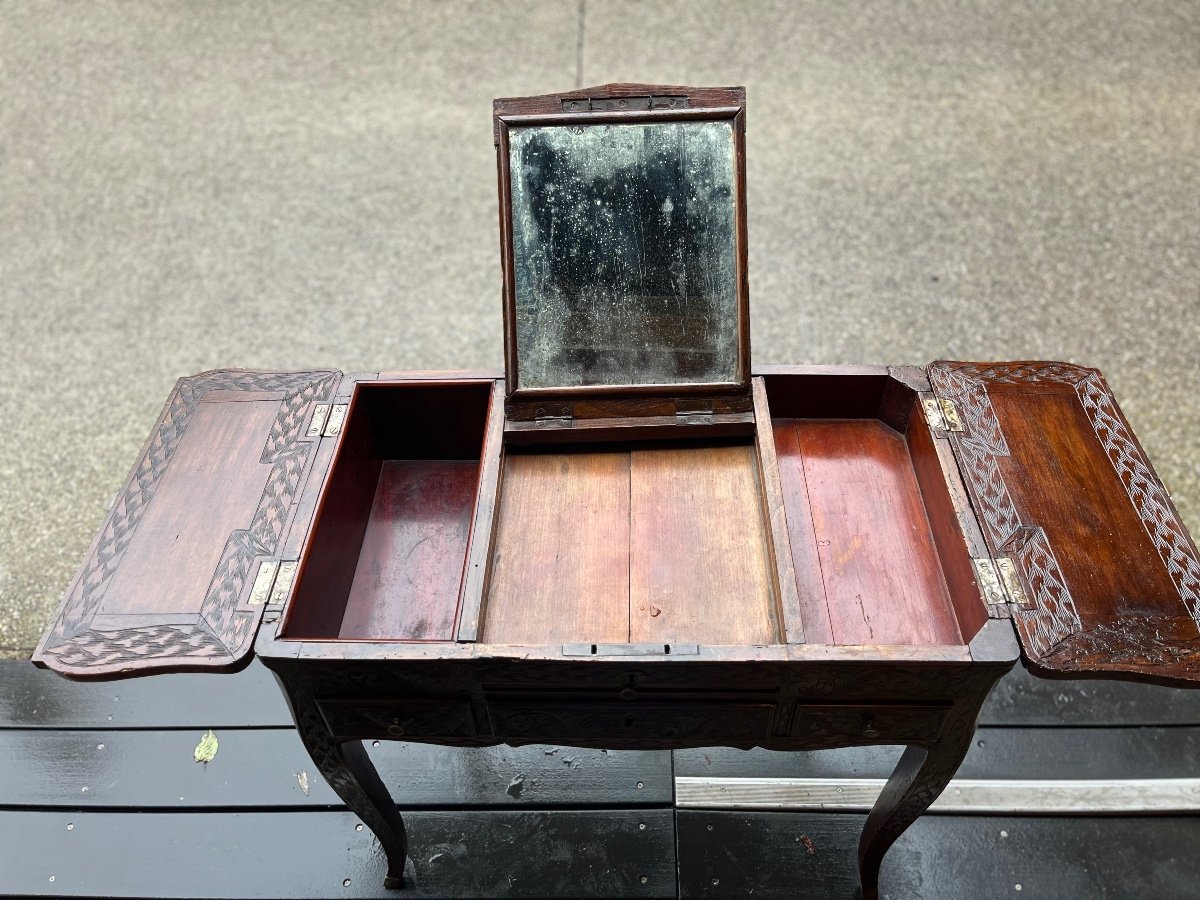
[
  {"xmin": 676, "ymin": 399, "xmax": 715, "ymax": 425},
  {"xmin": 973, "ymin": 557, "xmax": 1033, "ymax": 616},
  {"xmin": 561, "ymin": 95, "xmax": 689, "ymax": 113},
  {"xmin": 306, "ymin": 403, "xmax": 348, "ymax": 438},
  {"xmin": 922, "ymin": 395, "xmax": 963, "ymax": 432},
  {"xmin": 248, "ymin": 559, "xmax": 299, "ymax": 608}
]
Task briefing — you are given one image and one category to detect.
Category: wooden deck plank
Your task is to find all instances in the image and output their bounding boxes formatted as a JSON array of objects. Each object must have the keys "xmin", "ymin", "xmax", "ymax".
[
  {"xmin": 674, "ymin": 725, "xmax": 1200, "ymax": 781},
  {"xmin": 2, "ymin": 661, "xmax": 292, "ymax": 729},
  {"xmin": 979, "ymin": 663, "xmax": 1200, "ymax": 726},
  {"xmin": 676, "ymin": 811, "xmax": 1200, "ymax": 899},
  {"xmin": 1, "ymin": 809, "xmax": 676, "ymax": 898},
  {"xmin": 0, "ymin": 729, "xmax": 673, "ymax": 808}
]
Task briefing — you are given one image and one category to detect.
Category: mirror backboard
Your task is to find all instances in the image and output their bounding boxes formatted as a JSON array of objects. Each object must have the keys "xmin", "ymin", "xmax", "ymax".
[{"xmin": 495, "ymin": 85, "xmax": 748, "ymax": 400}]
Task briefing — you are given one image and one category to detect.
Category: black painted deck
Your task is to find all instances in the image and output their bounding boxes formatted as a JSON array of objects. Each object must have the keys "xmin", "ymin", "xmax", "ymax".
[{"xmin": 3, "ymin": 661, "xmax": 1200, "ymax": 898}]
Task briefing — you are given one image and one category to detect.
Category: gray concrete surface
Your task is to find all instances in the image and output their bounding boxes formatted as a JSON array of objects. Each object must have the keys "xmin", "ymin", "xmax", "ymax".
[{"xmin": 1, "ymin": 1, "xmax": 1196, "ymax": 656}]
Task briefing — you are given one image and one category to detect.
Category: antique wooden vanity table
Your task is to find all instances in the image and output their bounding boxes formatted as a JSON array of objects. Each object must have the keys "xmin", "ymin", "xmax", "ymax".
[{"xmin": 33, "ymin": 85, "xmax": 1200, "ymax": 898}]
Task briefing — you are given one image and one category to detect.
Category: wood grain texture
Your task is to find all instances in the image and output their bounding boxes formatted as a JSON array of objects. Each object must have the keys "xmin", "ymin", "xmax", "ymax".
[
  {"xmin": 482, "ymin": 451, "xmax": 631, "ymax": 644},
  {"xmin": 905, "ymin": 405, "xmax": 990, "ymax": 642},
  {"xmin": 33, "ymin": 370, "xmax": 340, "ymax": 678},
  {"xmin": 456, "ymin": 380, "xmax": 506, "ymax": 642},
  {"xmin": 771, "ymin": 420, "xmax": 836, "ymax": 645},
  {"xmin": 929, "ymin": 361, "xmax": 1200, "ymax": 684},
  {"xmin": 337, "ymin": 460, "xmax": 478, "ymax": 641},
  {"xmin": 283, "ymin": 379, "xmax": 493, "ymax": 641},
  {"xmin": 778, "ymin": 420, "xmax": 962, "ymax": 646},
  {"xmin": 629, "ymin": 444, "xmax": 778, "ymax": 645},
  {"xmin": 752, "ymin": 378, "xmax": 805, "ymax": 643}
]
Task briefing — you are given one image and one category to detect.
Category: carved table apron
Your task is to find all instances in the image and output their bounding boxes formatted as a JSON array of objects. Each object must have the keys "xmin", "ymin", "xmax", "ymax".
[{"xmin": 257, "ymin": 623, "xmax": 1018, "ymax": 898}]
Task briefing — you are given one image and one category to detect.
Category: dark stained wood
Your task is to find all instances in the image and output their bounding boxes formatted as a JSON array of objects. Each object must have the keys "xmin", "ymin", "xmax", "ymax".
[
  {"xmin": 337, "ymin": 460, "xmax": 478, "ymax": 641},
  {"xmin": 678, "ymin": 812, "xmax": 1200, "ymax": 900},
  {"xmin": 675, "ymin": 724, "xmax": 1200, "ymax": 781},
  {"xmin": 493, "ymin": 83, "xmax": 748, "ymax": 122},
  {"xmin": 752, "ymin": 378, "xmax": 806, "ymax": 643},
  {"xmin": 776, "ymin": 419, "xmax": 963, "ymax": 646},
  {"xmin": 33, "ymin": 370, "xmax": 341, "ymax": 679},
  {"xmin": 3, "ymin": 809, "xmax": 678, "ymax": 898},
  {"xmin": 930, "ymin": 361, "xmax": 1200, "ymax": 684},
  {"xmin": 505, "ymin": 392, "xmax": 753, "ymax": 421},
  {"xmin": 755, "ymin": 369, "xmax": 890, "ymax": 420},
  {"xmin": 629, "ymin": 443, "xmax": 778, "ymax": 645},
  {"xmin": 905, "ymin": 402, "xmax": 990, "ymax": 643},
  {"xmin": 857, "ymin": 680, "xmax": 997, "ymax": 898},
  {"xmin": 504, "ymin": 412, "xmax": 755, "ymax": 445},
  {"xmin": 482, "ymin": 450, "xmax": 631, "ymax": 644}
]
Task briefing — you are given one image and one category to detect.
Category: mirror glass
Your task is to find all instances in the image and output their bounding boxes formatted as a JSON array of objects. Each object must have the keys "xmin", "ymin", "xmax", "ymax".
[{"xmin": 508, "ymin": 120, "xmax": 739, "ymax": 391}]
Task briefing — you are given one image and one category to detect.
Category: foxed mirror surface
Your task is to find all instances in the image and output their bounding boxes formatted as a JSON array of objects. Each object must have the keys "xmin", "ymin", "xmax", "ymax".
[{"xmin": 508, "ymin": 120, "xmax": 739, "ymax": 391}]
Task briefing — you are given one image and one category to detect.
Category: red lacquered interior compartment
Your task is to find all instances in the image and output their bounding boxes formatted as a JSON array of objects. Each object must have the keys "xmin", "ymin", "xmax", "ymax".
[
  {"xmin": 761, "ymin": 373, "xmax": 986, "ymax": 646},
  {"xmin": 282, "ymin": 381, "xmax": 492, "ymax": 641}
]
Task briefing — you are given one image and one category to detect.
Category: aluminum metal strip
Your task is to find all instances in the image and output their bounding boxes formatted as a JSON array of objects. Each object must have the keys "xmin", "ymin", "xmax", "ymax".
[{"xmin": 675, "ymin": 776, "xmax": 1200, "ymax": 815}]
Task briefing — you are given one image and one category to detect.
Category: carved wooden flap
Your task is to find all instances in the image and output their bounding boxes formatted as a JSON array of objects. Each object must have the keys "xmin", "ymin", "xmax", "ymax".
[
  {"xmin": 33, "ymin": 369, "xmax": 341, "ymax": 679},
  {"xmin": 928, "ymin": 361, "xmax": 1200, "ymax": 685}
]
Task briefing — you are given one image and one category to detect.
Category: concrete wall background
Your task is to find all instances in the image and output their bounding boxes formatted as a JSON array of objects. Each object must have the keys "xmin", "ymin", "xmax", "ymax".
[{"xmin": 1, "ymin": 1, "xmax": 1196, "ymax": 654}]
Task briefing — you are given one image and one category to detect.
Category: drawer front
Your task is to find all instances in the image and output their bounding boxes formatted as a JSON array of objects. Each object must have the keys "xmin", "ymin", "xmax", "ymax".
[
  {"xmin": 320, "ymin": 699, "xmax": 475, "ymax": 740},
  {"xmin": 791, "ymin": 703, "xmax": 947, "ymax": 746},
  {"xmin": 488, "ymin": 700, "xmax": 775, "ymax": 744}
]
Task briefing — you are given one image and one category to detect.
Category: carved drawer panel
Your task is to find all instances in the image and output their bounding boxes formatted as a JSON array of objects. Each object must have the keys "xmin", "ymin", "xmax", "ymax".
[
  {"xmin": 319, "ymin": 699, "xmax": 476, "ymax": 740},
  {"xmin": 488, "ymin": 700, "xmax": 775, "ymax": 744},
  {"xmin": 790, "ymin": 703, "xmax": 947, "ymax": 747}
]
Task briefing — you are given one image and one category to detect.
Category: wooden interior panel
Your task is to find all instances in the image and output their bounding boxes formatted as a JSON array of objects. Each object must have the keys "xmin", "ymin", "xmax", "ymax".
[
  {"xmin": 775, "ymin": 419, "xmax": 962, "ymax": 646},
  {"xmin": 482, "ymin": 451, "xmax": 631, "ymax": 644},
  {"xmin": 991, "ymin": 388, "xmax": 1181, "ymax": 618},
  {"xmin": 99, "ymin": 399, "xmax": 279, "ymax": 617},
  {"xmin": 337, "ymin": 460, "xmax": 478, "ymax": 641},
  {"xmin": 905, "ymin": 410, "xmax": 990, "ymax": 642},
  {"xmin": 629, "ymin": 444, "xmax": 778, "ymax": 645},
  {"xmin": 771, "ymin": 423, "xmax": 836, "ymax": 645},
  {"xmin": 284, "ymin": 381, "xmax": 492, "ymax": 641}
]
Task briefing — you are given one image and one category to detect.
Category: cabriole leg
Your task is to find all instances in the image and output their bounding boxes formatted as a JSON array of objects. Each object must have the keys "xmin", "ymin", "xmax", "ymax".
[
  {"xmin": 293, "ymin": 701, "xmax": 409, "ymax": 889},
  {"xmin": 856, "ymin": 695, "xmax": 987, "ymax": 899}
]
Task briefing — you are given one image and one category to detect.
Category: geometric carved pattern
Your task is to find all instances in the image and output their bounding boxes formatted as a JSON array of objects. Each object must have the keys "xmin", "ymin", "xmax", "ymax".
[
  {"xmin": 1073, "ymin": 371, "xmax": 1200, "ymax": 623},
  {"xmin": 928, "ymin": 362, "xmax": 1082, "ymax": 656},
  {"xmin": 929, "ymin": 360, "xmax": 1200, "ymax": 658},
  {"xmin": 38, "ymin": 369, "xmax": 339, "ymax": 673}
]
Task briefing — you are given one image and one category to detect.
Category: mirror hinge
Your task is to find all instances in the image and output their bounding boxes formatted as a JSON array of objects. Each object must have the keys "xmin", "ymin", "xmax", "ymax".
[
  {"xmin": 676, "ymin": 399, "xmax": 715, "ymax": 425},
  {"xmin": 534, "ymin": 404, "xmax": 573, "ymax": 423}
]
